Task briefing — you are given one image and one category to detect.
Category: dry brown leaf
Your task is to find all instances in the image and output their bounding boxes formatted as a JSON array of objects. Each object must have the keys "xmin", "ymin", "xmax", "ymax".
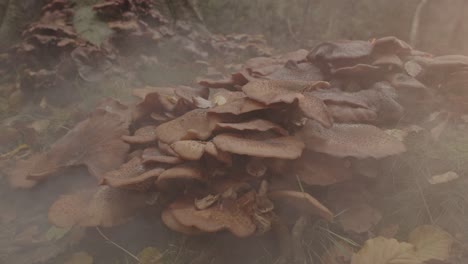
[
  {"xmin": 21, "ymin": 102, "xmax": 130, "ymax": 183},
  {"xmin": 48, "ymin": 186, "xmax": 147, "ymax": 228}
]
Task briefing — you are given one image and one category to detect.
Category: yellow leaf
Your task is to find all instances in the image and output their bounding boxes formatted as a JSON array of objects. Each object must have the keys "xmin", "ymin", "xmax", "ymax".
[
  {"xmin": 137, "ymin": 247, "xmax": 163, "ymax": 264},
  {"xmin": 408, "ymin": 225, "xmax": 453, "ymax": 262},
  {"xmin": 351, "ymin": 237, "xmax": 420, "ymax": 264}
]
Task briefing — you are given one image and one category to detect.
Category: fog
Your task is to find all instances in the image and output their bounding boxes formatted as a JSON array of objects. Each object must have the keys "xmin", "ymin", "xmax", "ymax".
[{"xmin": 1, "ymin": 1, "xmax": 468, "ymax": 264}]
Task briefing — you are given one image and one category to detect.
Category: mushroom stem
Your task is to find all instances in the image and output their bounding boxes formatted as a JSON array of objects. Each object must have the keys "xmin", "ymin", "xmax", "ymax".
[{"xmin": 291, "ymin": 216, "xmax": 310, "ymax": 264}]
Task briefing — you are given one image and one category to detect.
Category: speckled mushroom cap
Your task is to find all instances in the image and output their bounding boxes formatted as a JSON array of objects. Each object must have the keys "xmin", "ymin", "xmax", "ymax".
[
  {"xmin": 155, "ymin": 109, "xmax": 224, "ymax": 144},
  {"xmin": 213, "ymin": 133, "xmax": 305, "ymax": 159},
  {"xmin": 297, "ymin": 121, "xmax": 406, "ymax": 159},
  {"xmin": 166, "ymin": 193, "xmax": 257, "ymax": 238}
]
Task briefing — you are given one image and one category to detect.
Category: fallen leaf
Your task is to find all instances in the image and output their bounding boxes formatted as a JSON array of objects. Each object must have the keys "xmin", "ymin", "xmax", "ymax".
[
  {"xmin": 45, "ymin": 226, "xmax": 71, "ymax": 241},
  {"xmin": 408, "ymin": 225, "xmax": 453, "ymax": 262},
  {"xmin": 351, "ymin": 237, "xmax": 419, "ymax": 264},
  {"xmin": 137, "ymin": 247, "xmax": 164, "ymax": 264},
  {"xmin": 427, "ymin": 171, "xmax": 459, "ymax": 185}
]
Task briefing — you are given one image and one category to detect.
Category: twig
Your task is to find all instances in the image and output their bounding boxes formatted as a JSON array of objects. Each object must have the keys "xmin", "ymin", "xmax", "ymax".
[
  {"xmin": 409, "ymin": 0, "xmax": 428, "ymax": 47},
  {"xmin": 415, "ymin": 180, "xmax": 434, "ymax": 224},
  {"xmin": 96, "ymin": 227, "xmax": 141, "ymax": 263}
]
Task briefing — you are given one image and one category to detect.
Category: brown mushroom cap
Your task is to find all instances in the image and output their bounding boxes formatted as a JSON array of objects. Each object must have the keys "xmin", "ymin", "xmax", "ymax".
[
  {"xmin": 204, "ymin": 142, "xmax": 233, "ymax": 165},
  {"xmin": 170, "ymin": 140, "xmax": 206, "ymax": 161},
  {"xmin": 168, "ymin": 194, "xmax": 257, "ymax": 238},
  {"xmin": 141, "ymin": 147, "xmax": 183, "ymax": 165},
  {"xmin": 242, "ymin": 79, "xmax": 329, "ymax": 105},
  {"xmin": 308, "ymin": 40, "xmax": 373, "ymax": 63},
  {"xmin": 155, "ymin": 109, "xmax": 223, "ymax": 144},
  {"xmin": 100, "ymin": 157, "xmax": 164, "ymax": 191},
  {"xmin": 216, "ymin": 119, "xmax": 288, "ymax": 135},
  {"xmin": 372, "ymin": 54, "xmax": 403, "ymax": 68},
  {"xmin": 292, "ymin": 152, "xmax": 352, "ymax": 186},
  {"xmin": 161, "ymin": 209, "xmax": 203, "ymax": 235},
  {"xmin": 242, "ymin": 80, "xmax": 332, "ymax": 127},
  {"xmin": 156, "ymin": 163, "xmax": 204, "ymax": 188},
  {"xmin": 332, "ymin": 64, "xmax": 381, "ymax": 78},
  {"xmin": 326, "ymin": 104, "xmax": 377, "ymax": 124},
  {"xmin": 297, "ymin": 121, "xmax": 406, "ymax": 159},
  {"xmin": 122, "ymin": 125, "xmax": 157, "ymax": 144},
  {"xmin": 213, "ymin": 133, "xmax": 305, "ymax": 159},
  {"xmin": 208, "ymin": 97, "xmax": 268, "ymax": 115},
  {"xmin": 268, "ymin": 190, "xmax": 334, "ymax": 221},
  {"xmin": 372, "ymin": 36, "xmax": 412, "ymax": 55},
  {"xmin": 25, "ymin": 103, "xmax": 130, "ymax": 182},
  {"xmin": 266, "ymin": 61, "xmax": 324, "ymax": 82},
  {"xmin": 48, "ymin": 186, "xmax": 147, "ymax": 228}
]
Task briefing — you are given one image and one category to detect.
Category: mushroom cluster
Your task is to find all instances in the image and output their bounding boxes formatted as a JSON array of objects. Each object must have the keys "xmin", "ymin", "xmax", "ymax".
[
  {"xmin": 3, "ymin": 0, "xmax": 273, "ymax": 100},
  {"xmin": 3, "ymin": 36, "xmax": 468, "ymax": 262}
]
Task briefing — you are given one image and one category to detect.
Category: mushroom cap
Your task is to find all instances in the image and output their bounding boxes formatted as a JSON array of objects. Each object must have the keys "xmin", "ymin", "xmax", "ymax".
[
  {"xmin": 122, "ymin": 125, "xmax": 157, "ymax": 144},
  {"xmin": 332, "ymin": 64, "xmax": 381, "ymax": 78},
  {"xmin": 204, "ymin": 142, "xmax": 233, "ymax": 165},
  {"xmin": 242, "ymin": 80, "xmax": 332, "ymax": 127},
  {"xmin": 265, "ymin": 61, "xmax": 324, "ymax": 82},
  {"xmin": 292, "ymin": 152, "xmax": 352, "ymax": 186},
  {"xmin": 242, "ymin": 79, "xmax": 329, "ymax": 105},
  {"xmin": 372, "ymin": 54, "xmax": 403, "ymax": 68},
  {"xmin": 161, "ymin": 209, "xmax": 203, "ymax": 235},
  {"xmin": 168, "ymin": 194, "xmax": 257, "ymax": 238},
  {"xmin": 156, "ymin": 163, "xmax": 204, "ymax": 188},
  {"xmin": 208, "ymin": 97, "xmax": 268, "ymax": 115},
  {"xmin": 170, "ymin": 140, "xmax": 206, "ymax": 161},
  {"xmin": 298, "ymin": 93, "xmax": 333, "ymax": 127},
  {"xmin": 372, "ymin": 36, "xmax": 412, "ymax": 55},
  {"xmin": 308, "ymin": 40, "xmax": 373, "ymax": 63},
  {"xmin": 213, "ymin": 133, "xmax": 304, "ymax": 159},
  {"xmin": 326, "ymin": 104, "xmax": 377, "ymax": 124},
  {"xmin": 268, "ymin": 190, "xmax": 333, "ymax": 221},
  {"xmin": 155, "ymin": 109, "xmax": 223, "ymax": 144},
  {"xmin": 297, "ymin": 122, "xmax": 406, "ymax": 159},
  {"xmin": 100, "ymin": 157, "xmax": 164, "ymax": 191},
  {"xmin": 48, "ymin": 186, "xmax": 147, "ymax": 228},
  {"xmin": 246, "ymin": 157, "xmax": 267, "ymax": 177},
  {"xmin": 216, "ymin": 119, "xmax": 288, "ymax": 135},
  {"xmin": 26, "ymin": 102, "xmax": 130, "ymax": 182},
  {"xmin": 312, "ymin": 89, "xmax": 370, "ymax": 109},
  {"xmin": 141, "ymin": 147, "xmax": 183, "ymax": 165}
]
